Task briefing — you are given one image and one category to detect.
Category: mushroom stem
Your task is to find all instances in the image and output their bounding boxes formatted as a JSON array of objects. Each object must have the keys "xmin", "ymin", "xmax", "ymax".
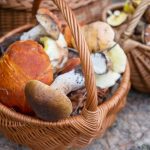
[
  {"xmin": 51, "ymin": 66, "xmax": 84, "ymax": 94},
  {"xmin": 20, "ymin": 25, "xmax": 47, "ymax": 41},
  {"xmin": 25, "ymin": 66, "xmax": 84, "ymax": 121}
]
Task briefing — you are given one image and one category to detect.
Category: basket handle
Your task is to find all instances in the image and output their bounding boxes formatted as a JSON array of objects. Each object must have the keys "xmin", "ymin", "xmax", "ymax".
[
  {"xmin": 122, "ymin": 0, "xmax": 150, "ymax": 39},
  {"xmin": 32, "ymin": 0, "xmax": 98, "ymax": 111}
]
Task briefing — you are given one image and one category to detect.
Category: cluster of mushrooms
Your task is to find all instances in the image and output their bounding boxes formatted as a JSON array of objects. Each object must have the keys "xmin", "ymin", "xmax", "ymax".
[
  {"xmin": 0, "ymin": 8, "xmax": 127, "ymax": 122},
  {"xmin": 106, "ymin": 0, "xmax": 150, "ymax": 46}
]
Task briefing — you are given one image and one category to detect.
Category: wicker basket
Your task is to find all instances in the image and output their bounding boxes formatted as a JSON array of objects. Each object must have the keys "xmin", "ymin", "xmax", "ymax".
[
  {"xmin": 0, "ymin": 0, "xmax": 110, "ymax": 36},
  {"xmin": 102, "ymin": 0, "xmax": 150, "ymax": 93},
  {"xmin": 0, "ymin": 0, "xmax": 130, "ymax": 149}
]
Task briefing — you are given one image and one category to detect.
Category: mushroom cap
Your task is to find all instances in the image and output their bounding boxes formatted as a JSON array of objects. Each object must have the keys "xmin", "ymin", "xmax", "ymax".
[
  {"xmin": 91, "ymin": 21, "xmax": 115, "ymax": 50},
  {"xmin": 95, "ymin": 71, "xmax": 121, "ymax": 89},
  {"xmin": 105, "ymin": 43, "xmax": 127, "ymax": 73},
  {"xmin": 107, "ymin": 11, "xmax": 128, "ymax": 27},
  {"xmin": 25, "ymin": 80, "xmax": 72, "ymax": 121},
  {"xmin": 36, "ymin": 8, "xmax": 62, "ymax": 40},
  {"xmin": 0, "ymin": 40, "xmax": 53, "ymax": 113}
]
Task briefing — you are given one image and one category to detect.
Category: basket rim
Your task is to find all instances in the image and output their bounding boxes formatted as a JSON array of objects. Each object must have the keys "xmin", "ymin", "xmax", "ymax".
[{"xmin": 0, "ymin": 25, "xmax": 130, "ymax": 127}]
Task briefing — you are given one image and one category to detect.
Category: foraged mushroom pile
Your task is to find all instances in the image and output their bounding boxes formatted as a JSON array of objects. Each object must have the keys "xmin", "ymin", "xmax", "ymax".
[
  {"xmin": 0, "ymin": 8, "xmax": 127, "ymax": 122},
  {"xmin": 106, "ymin": 0, "xmax": 150, "ymax": 46}
]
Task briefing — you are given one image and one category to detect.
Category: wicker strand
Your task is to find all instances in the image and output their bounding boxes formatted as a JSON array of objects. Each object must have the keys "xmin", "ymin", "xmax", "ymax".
[{"xmin": 123, "ymin": 0, "xmax": 150, "ymax": 39}]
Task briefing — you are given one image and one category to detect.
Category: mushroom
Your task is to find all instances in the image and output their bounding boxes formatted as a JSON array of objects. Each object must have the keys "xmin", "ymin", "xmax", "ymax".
[
  {"xmin": 86, "ymin": 21, "xmax": 115, "ymax": 51},
  {"xmin": 104, "ymin": 43, "xmax": 127, "ymax": 73},
  {"xmin": 40, "ymin": 36, "xmax": 68, "ymax": 73},
  {"xmin": 90, "ymin": 43, "xmax": 126, "ymax": 88},
  {"xmin": 67, "ymin": 48, "xmax": 110, "ymax": 75},
  {"xmin": 95, "ymin": 71, "xmax": 121, "ymax": 89},
  {"xmin": 107, "ymin": 10, "xmax": 128, "ymax": 27},
  {"xmin": 36, "ymin": 8, "xmax": 61, "ymax": 40},
  {"xmin": 91, "ymin": 53, "xmax": 108, "ymax": 74},
  {"xmin": 71, "ymin": 21, "xmax": 115, "ymax": 52},
  {"xmin": 25, "ymin": 66, "xmax": 84, "ymax": 121},
  {"xmin": 0, "ymin": 40, "xmax": 53, "ymax": 113},
  {"xmin": 21, "ymin": 8, "xmax": 61, "ymax": 41}
]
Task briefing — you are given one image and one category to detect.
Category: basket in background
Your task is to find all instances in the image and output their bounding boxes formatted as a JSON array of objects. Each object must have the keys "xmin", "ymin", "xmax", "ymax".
[
  {"xmin": 102, "ymin": 0, "xmax": 150, "ymax": 93},
  {"xmin": 0, "ymin": 0, "xmax": 110, "ymax": 36}
]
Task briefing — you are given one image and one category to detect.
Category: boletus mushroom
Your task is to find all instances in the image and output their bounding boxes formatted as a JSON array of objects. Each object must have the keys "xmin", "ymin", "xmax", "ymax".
[
  {"xmin": 67, "ymin": 21, "xmax": 115, "ymax": 52},
  {"xmin": 25, "ymin": 67, "xmax": 84, "ymax": 121},
  {"xmin": 21, "ymin": 8, "xmax": 61, "ymax": 41},
  {"xmin": 0, "ymin": 40, "xmax": 53, "ymax": 113},
  {"xmin": 36, "ymin": 8, "xmax": 62, "ymax": 40},
  {"xmin": 90, "ymin": 42, "xmax": 127, "ymax": 89}
]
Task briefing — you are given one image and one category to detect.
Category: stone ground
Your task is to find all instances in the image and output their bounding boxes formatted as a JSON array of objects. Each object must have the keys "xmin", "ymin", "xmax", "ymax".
[
  {"xmin": 84, "ymin": 90, "xmax": 150, "ymax": 150},
  {"xmin": 0, "ymin": 90, "xmax": 149, "ymax": 150}
]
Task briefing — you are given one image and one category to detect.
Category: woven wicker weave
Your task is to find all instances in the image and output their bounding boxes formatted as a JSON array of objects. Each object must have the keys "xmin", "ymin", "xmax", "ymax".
[
  {"xmin": 121, "ymin": 0, "xmax": 150, "ymax": 93},
  {"xmin": 0, "ymin": 0, "xmax": 130, "ymax": 149},
  {"xmin": 0, "ymin": 0, "xmax": 110, "ymax": 36},
  {"xmin": 0, "ymin": 0, "xmax": 98, "ymax": 10},
  {"xmin": 102, "ymin": 0, "xmax": 150, "ymax": 93}
]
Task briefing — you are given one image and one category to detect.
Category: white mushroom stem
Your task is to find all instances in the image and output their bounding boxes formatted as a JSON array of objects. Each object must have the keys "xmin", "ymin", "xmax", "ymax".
[
  {"xmin": 20, "ymin": 25, "xmax": 48, "ymax": 41},
  {"xmin": 51, "ymin": 67, "xmax": 84, "ymax": 94}
]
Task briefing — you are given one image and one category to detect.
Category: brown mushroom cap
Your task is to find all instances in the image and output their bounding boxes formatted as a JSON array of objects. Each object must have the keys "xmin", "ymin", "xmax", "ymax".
[
  {"xmin": 36, "ymin": 8, "xmax": 62, "ymax": 40},
  {"xmin": 25, "ymin": 80, "xmax": 72, "ymax": 121}
]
